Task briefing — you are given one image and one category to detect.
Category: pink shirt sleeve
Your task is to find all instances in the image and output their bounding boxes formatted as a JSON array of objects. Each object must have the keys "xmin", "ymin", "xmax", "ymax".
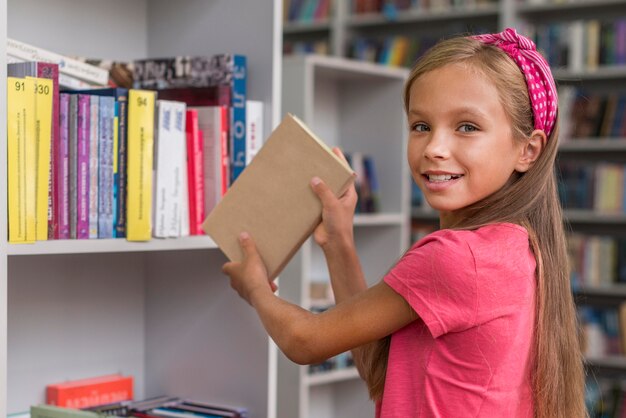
[{"xmin": 384, "ymin": 230, "xmax": 478, "ymax": 338}]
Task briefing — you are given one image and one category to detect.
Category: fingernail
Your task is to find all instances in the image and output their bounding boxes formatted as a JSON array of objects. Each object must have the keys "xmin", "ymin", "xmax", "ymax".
[
  {"xmin": 239, "ymin": 232, "xmax": 250, "ymax": 241},
  {"xmin": 311, "ymin": 177, "xmax": 321, "ymax": 186}
]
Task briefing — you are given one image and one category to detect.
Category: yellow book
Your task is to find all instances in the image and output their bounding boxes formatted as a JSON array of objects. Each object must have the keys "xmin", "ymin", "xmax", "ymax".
[
  {"xmin": 7, "ymin": 77, "xmax": 28, "ymax": 243},
  {"xmin": 126, "ymin": 89, "xmax": 156, "ymax": 241},
  {"xmin": 24, "ymin": 77, "xmax": 37, "ymax": 243},
  {"xmin": 29, "ymin": 77, "xmax": 53, "ymax": 241}
]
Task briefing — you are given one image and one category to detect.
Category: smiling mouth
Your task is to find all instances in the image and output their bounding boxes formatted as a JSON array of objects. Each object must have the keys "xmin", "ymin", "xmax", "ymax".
[{"xmin": 424, "ymin": 174, "xmax": 463, "ymax": 182}]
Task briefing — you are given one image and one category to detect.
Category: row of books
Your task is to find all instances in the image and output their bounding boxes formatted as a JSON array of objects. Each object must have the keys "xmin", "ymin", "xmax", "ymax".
[
  {"xmin": 558, "ymin": 162, "xmax": 626, "ymax": 214},
  {"xmin": 284, "ymin": 0, "xmax": 332, "ymax": 23},
  {"xmin": 283, "ymin": 40, "xmax": 330, "ymax": 57},
  {"xmin": 351, "ymin": 0, "xmax": 496, "ymax": 15},
  {"xmin": 568, "ymin": 233, "xmax": 626, "ymax": 290},
  {"xmin": 7, "ymin": 45, "xmax": 257, "ymax": 243},
  {"xmin": 349, "ymin": 35, "xmax": 439, "ymax": 68},
  {"xmin": 26, "ymin": 399, "xmax": 247, "ymax": 418},
  {"xmin": 579, "ymin": 305, "xmax": 626, "ymax": 359},
  {"xmin": 528, "ymin": 18, "xmax": 626, "ymax": 71},
  {"xmin": 559, "ymin": 87, "xmax": 626, "ymax": 140}
]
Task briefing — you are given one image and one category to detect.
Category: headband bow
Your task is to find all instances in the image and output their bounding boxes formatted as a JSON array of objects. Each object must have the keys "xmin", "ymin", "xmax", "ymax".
[{"xmin": 472, "ymin": 28, "xmax": 558, "ymax": 138}]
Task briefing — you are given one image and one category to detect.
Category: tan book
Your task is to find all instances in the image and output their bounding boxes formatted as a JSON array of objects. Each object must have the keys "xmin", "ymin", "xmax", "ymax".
[{"xmin": 202, "ymin": 113, "xmax": 355, "ymax": 279}]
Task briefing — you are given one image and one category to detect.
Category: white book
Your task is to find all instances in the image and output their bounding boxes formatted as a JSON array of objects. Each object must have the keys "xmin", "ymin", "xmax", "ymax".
[
  {"xmin": 88, "ymin": 95, "xmax": 99, "ymax": 238},
  {"xmin": 193, "ymin": 106, "xmax": 229, "ymax": 216},
  {"xmin": 7, "ymin": 38, "xmax": 109, "ymax": 85},
  {"xmin": 245, "ymin": 100, "xmax": 264, "ymax": 165},
  {"xmin": 153, "ymin": 100, "xmax": 187, "ymax": 238},
  {"xmin": 569, "ymin": 20, "xmax": 585, "ymax": 73}
]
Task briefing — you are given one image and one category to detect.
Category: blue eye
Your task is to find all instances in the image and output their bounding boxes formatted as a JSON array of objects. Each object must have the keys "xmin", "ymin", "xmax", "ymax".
[
  {"xmin": 458, "ymin": 124, "xmax": 478, "ymax": 133},
  {"xmin": 412, "ymin": 123, "xmax": 429, "ymax": 132}
]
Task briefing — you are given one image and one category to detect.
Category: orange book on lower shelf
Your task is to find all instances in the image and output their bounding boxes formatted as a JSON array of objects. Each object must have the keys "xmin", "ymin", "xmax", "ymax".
[{"xmin": 46, "ymin": 374, "xmax": 133, "ymax": 408}]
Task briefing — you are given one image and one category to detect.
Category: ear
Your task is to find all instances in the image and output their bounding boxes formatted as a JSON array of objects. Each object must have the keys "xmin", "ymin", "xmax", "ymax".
[{"xmin": 515, "ymin": 129, "xmax": 547, "ymax": 173}]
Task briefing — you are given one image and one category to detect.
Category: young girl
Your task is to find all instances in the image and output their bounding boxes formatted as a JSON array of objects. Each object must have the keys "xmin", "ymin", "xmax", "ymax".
[{"xmin": 222, "ymin": 28, "xmax": 586, "ymax": 418}]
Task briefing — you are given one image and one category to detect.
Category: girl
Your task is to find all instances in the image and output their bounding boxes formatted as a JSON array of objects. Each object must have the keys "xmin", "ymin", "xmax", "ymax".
[{"xmin": 222, "ymin": 28, "xmax": 586, "ymax": 417}]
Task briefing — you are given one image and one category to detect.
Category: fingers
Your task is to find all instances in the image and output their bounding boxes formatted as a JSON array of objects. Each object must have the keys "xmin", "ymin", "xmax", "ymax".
[
  {"xmin": 311, "ymin": 177, "xmax": 338, "ymax": 207},
  {"xmin": 332, "ymin": 147, "xmax": 350, "ymax": 165},
  {"xmin": 238, "ymin": 232, "xmax": 261, "ymax": 259}
]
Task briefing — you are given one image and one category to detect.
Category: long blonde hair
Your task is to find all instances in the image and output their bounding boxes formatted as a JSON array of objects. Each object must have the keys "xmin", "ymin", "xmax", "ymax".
[{"xmin": 354, "ymin": 36, "xmax": 586, "ymax": 418}]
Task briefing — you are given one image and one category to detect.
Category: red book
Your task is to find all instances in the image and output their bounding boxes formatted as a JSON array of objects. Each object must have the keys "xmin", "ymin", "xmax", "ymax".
[
  {"xmin": 46, "ymin": 374, "xmax": 133, "ymax": 408},
  {"xmin": 185, "ymin": 109, "xmax": 205, "ymax": 235}
]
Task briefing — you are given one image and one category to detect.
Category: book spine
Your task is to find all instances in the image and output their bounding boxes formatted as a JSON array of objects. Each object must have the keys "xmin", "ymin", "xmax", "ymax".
[
  {"xmin": 58, "ymin": 94, "xmax": 71, "ymax": 239},
  {"xmin": 112, "ymin": 104, "xmax": 120, "ymax": 237},
  {"xmin": 98, "ymin": 97, "xmax": 115, "ymax": 238},
  {"xmin": 88, "ymin": 95, "xmax": 99, "ymax": 239},
  {"xmin": 24, "ymin": 78, "xmax": 37, "ymax": 243},
  {"xmin": 7, "ymin": 37, "xmax": 109, "ymax": 85},
  {"xmin": 69, "ymin": 95, "xmax": 78, "ymax": 239},
  {"xmin": 185, "ymin": 109, "xmax": 205, "ymax": 235},
  {"xmin": 114, "ymin": 95, "xmax": 129, "ymax": 238},
  {"xmin": 76, "ymin": 95, "xmax": 91, "ymax": 239},
  {"xmin": 153, "ymin": 100, "xmax": 173, "ymax": 238},
  {"xmin": 32, "ymin": 77, "xmax": 54, "ymax": 241},
  {"xmin": 46, "ymin": 376, "xmax": 133, "ymax": 408},
  {"xmin": 7, "ymin": 77, "xmax": 28, "ymax": 243},
  {"xmin": 170, "ymin": 103, "xmax": 186, "ymax": 237},
  {"xmin": 245, "ymin": 100, "xmax": 264, "ymax": 165},
  {"xmin": 229, "ymin": 54, "xmax": 247, "ymax": 184},
  {"xmin": 126, "ymin": 89, "xmax": 156, "ymax": 241},
  {"xmin": 33, "ymin": 63, "xmax": 61, "ymax": 240}
]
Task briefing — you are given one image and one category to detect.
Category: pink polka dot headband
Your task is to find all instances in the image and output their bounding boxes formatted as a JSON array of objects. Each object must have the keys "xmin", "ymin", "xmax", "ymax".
[{"xmin": 472, "ymin": 28, "xmax": 558, "ymax": 138}]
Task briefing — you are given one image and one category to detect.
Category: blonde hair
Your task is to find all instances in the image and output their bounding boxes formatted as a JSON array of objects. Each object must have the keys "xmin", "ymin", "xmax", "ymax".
[{"xmin": 354, "ymin": 36, "xmax": 586, "ymax": 418}]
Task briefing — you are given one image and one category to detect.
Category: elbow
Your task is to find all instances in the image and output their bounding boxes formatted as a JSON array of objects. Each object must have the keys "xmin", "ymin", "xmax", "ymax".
[{"xmin": 281, "ymin": 322, "xmax": 325, "ymax": 365}]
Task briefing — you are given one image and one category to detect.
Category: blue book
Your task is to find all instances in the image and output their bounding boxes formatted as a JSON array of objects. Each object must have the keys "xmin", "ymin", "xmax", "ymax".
[
  {"xmin": 98, "ymin": 96, "xmax": 116, "ymax": 238},
  {"xmin": 222, "ymin": 54, "xmax": 247, "ymax": 185}
]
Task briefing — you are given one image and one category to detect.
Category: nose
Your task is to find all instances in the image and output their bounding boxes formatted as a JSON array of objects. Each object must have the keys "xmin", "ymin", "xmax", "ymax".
[{"xmin": 423, "ymin": 129, "xmax": 450, "ymax": 160}]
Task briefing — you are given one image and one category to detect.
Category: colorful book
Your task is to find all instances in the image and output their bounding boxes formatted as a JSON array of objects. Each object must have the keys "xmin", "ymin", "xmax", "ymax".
[
  {"xmin": 31, "ymin": 405, "xmax": 101, "ymax": 418},
  {"xmin": 98, "ymin": 96, "xmax": 116, "ymax": 238},
  {"xmin": 76, "ymin": 94, "xmax": 91, "ymax": 239},
  {"xmin": 45, "ymin": 373, "xmax": 133, "ymax": 408},
  {"xmin": 88, "ymin": 95, "xmax": 100, "ymax": 238},
  {"xmin": 153, "ymin": 100, "xmax": 186, "ymax": 238},
  {"xmin": 70, "ymin": 88, "xmax": 129, "ymax": 238},
  {"xmin": 185, "ymin": 109, "xmax": 205, "ymax": 235},
  {"xmin": 202, "ymin": 113, "xmax": 355, "ymax": 279},
  {"xmin": 7, "ymin": 77, "xmax": 35, "ymax": 243},
  {"xmin": 7, "ymin": 62, "xmax": 60, "ymax": 239},
  {"xmin": 58, "ymin": 93, "xmax": 71, "ymax": 239},
  {"xmin": 193, "ymin": 106, "xmax": 229, "ymax": 216},
  {"xmin": 126, "ymin": 89, "xmax": 156, "ymax": 241},
  {"xmin": 30, "ymin": 77, "xmax": 54, "ymax": 240}
]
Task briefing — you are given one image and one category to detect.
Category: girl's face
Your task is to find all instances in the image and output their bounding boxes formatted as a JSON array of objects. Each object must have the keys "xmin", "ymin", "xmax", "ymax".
[{"xmin": 407, "ymin": 63, "xmax": 525, "ymax": 227}]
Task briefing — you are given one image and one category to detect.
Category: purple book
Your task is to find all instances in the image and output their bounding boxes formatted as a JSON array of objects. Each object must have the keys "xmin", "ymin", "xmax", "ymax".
[
  {"xmin": 58, "ymin": 94, "xmax": 70, "ymax": 239},
  {"xmin": 76, "ymin": 94, "xmax": 91, "ymax": 239}
]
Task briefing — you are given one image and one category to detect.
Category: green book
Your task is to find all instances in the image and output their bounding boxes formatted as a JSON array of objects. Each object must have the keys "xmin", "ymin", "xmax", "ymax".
[{"xmin": 30, "ymin": 405, "xmax": 105, "ymax": 418}]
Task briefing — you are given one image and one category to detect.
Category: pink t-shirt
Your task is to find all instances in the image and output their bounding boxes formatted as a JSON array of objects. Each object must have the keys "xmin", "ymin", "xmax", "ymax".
[{"xmin": 379, "ymin": 223, "xmax": 536, "ymax": 418}]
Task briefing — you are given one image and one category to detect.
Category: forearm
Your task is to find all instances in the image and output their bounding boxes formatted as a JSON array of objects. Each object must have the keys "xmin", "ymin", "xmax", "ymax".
[{"xmin": 323, "ymin": 236, "xmax": 368, "ymax": 303}]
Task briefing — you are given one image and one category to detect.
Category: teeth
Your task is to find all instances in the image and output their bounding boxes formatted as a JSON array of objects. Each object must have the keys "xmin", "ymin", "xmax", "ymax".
[{"xmin": 428, "ymin": 174, "xmax": 459, "ymax": 182}]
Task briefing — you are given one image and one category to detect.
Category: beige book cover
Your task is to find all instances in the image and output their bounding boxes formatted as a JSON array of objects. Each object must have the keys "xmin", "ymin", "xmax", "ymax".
[{"xmin": 202, "ymin": 113, "xmax": 355, "ymax": 279}]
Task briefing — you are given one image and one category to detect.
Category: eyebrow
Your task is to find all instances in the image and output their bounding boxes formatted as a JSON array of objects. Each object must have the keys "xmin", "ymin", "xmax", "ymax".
[{"xmin": 408, "ymin": 107, "xmax": 490, "ymax": 120}]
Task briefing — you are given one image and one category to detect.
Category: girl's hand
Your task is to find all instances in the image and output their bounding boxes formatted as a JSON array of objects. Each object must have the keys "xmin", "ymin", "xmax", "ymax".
[
  {"xmin": 222, "ymin": 232, "xmax": 278, "ymax": 305},
  {"xmin": 311, "ymin": 147, "xmax": 358, "ymax": 250}
]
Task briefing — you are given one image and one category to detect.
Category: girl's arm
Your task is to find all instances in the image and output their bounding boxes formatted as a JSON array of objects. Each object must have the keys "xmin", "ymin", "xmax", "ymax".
[{"xmin": 222, "ymin": 233, "xmax": 415, "ymax": 364}]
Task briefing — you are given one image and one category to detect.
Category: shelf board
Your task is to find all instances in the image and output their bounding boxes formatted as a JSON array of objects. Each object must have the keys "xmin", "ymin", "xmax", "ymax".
[
  {"xmin": 554, "ymin": 65, "xmax": 626, "ymax": 82},
  {"xmin": 564, "ymin": 209, "xmax": 626, "ymax": 225},
  {"xmin": 353, "ymin": 213, "xmax": 406, "ymax": 226},
  {"xmin": 411, "ymin": 208, "xmax": 438, "ymax": 222},
  {"xmin": 585, "ymin": 355, "xmax": 626, "ymax": 377},
  {"xmin": 283, "ymin": 19, "xmax": 331, "ymax": 35},
  {"xmin": 574, "ymin": 285, "xmax": 626, "ymax": 306},
  {"xmin": 347, "ymin": 4, "xmax": 498, "ymax": 27},
  {"xmin": 306, "ymin": 367, "xmax": 361, "ymax": 386},
  {"xmin": 518, "ymin": 0, "xmax": 626, "ymax": 14},
  {"xmin": 7, "ymin": 235, "xmax": 218, "ymax": 256},
  {"xmin": 559, "ymin": 139, "xmax": 626, "ymax": 153}
]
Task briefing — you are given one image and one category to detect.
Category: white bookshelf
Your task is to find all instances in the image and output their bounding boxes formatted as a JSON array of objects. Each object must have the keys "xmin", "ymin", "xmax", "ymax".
[
  {"xmin": 2, "ymin": 0, "xmax": 282, "ymax": 416},
  {"xmin": 278, "ymin": 54, "xmax": 410, "ymax": 418}
]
